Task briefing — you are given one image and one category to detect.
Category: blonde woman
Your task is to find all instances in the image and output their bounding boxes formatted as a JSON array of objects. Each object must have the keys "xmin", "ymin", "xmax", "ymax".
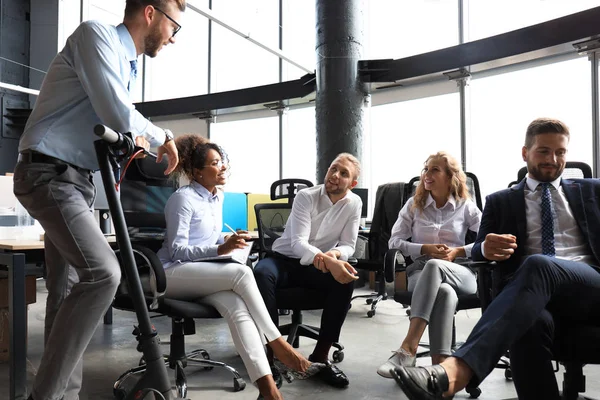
[{"xmin": 377, "ymin": 152, "xmax": 482, "ymax": 378}]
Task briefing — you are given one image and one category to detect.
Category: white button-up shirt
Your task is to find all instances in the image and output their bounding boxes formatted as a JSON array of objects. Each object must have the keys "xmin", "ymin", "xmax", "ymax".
[
  {"xmin": 20, "ymin": 21, "xmax": 166, "ymax": 170},
  {"xmin": 272, "ymin": 185, "xmax": 362, "ymax": 265},
  {"xmin": 389, "ymin": 194, "xmax": 482, "ymax": 259},
  {"xmin": 523, "ymin": 177, "xmax": 595, "ymax": 265},
  {"xmin": 157, "ymin": 182, "xmax": 225, "ymax": 269}
]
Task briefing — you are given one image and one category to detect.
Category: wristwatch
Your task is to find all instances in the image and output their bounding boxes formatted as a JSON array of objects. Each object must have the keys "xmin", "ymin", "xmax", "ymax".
[{"xmin": 163, "ymin": 129, "xmax": 174, "ymax": 144}]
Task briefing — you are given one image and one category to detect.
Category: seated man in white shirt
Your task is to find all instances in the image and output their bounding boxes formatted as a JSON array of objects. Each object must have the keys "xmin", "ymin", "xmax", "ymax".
[{"xmin": 254, "ymin": 153, "xmax": 363, "ymax": 388}]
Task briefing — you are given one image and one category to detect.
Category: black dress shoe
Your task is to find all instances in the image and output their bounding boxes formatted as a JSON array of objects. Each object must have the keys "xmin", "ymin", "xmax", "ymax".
[
  {"xmin": 313, "ymin": 361, "xmax": 349, "ymax": 388},
  {"xmin": 390, "ymin": 365, "xmax": 449, "ymax": 400}
]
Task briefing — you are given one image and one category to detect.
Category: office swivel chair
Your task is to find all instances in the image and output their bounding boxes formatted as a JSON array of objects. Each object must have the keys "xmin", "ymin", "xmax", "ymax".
[
  {"xmin": 385, "ymin": 172, "xmax": 484, "ymax": 399},
  {"xmin": 254, "ymin": 178, "xmax": 345, "ymax": 362},
  {"xmin": 351, "ymin": 182, "xmax": 405, "ymax": 317},
  {"xmin": 112, "ymin": 157, "xmax": 246, "ymax": 399},
  {"xmin": 508, "ymin": 161, "xmax": 593, "ymax": 187}
]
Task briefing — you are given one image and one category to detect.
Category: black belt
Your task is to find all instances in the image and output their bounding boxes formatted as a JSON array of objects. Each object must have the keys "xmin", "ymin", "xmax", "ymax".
[{"xmin": 18, "ymin": 150, "xmax": 90, "ymax": 173}]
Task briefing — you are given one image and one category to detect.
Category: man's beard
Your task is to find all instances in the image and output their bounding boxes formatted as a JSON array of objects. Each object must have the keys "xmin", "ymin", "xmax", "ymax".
[
  {"xmin": 528, "ymin": 163, "xmax": 563, "ymax": 182},
  {"xmin": 144, "ymin": 25, "xmax": 163, "ymax": 58}
]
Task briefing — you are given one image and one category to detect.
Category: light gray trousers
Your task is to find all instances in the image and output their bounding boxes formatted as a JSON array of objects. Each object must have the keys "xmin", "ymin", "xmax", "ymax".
[
  {"xmin": 407, "ymin": 258, "xmax": 477, "ymax": 356},
  {"xmin": 14, "ymin": 161, "xmax": 121, "ymax": 400},
  {"xmin": 164, "ymin": 261, "xmax": 282, "ymax": 383}
]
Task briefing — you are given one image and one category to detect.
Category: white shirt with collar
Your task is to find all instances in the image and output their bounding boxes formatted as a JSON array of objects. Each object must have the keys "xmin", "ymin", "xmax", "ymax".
[
  {"xmin": 271, "ymin": 184, "xmax": 362, "ymax": 265},
  {"xmin": 523, "ymin": 176, "xmax": 595, "ymax": 265},
  {"xmin": 157, "ymin": 181, "xmax": 226, "ymax": 269},
  {"xmin": 389, "ymin": 194, "xmax": 482, "ymax": 260}
]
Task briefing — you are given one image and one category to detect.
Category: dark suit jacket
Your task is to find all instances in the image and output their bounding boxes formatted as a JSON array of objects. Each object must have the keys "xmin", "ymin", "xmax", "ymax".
[{"xmin": 471, "ymin": 178, "xmax": 600, "ymax": 281}]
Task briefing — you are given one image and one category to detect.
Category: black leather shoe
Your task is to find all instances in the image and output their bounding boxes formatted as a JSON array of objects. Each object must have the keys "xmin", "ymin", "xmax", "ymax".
[
  {"xmin": 313, "ymin": 361, "xmax": 349, "ymax": 388},
  {"xmin": 390, "ymin": 365, "xmax": 449, "ymax": 400}
]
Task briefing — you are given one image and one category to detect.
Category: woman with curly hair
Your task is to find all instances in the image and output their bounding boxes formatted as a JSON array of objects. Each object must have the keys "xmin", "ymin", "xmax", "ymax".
[
  {"xmin": 377, "ymin": 151, "xmax": 482, "ymax": 378},
  {"xmin": 157, "ymin": 135, "xmax": 321, "ymax": 400}
]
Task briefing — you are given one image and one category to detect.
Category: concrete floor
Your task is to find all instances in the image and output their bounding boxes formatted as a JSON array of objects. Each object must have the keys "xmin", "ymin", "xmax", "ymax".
[{"xmin": 1, "ymin": 280, "xmax": 600, "ymax": 400}]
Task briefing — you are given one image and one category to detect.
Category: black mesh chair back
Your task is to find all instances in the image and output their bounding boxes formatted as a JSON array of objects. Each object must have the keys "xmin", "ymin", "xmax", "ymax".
[
  {"xmin": 270, "ymin": 178, "xmax": 313, "ymax": 204},
  {"xmin": 254, "ymin": 203, "xmax": 293, "ymax": 258}
]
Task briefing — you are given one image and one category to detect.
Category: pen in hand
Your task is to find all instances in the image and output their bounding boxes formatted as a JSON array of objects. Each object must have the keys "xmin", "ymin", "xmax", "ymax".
[{"xmin": 224, "ymin": 223, "xmax": 238, "ymax": 236}]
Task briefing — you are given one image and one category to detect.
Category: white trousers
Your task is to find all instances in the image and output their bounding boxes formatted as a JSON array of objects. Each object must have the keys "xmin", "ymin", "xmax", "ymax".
[{"xmin": 164, "ymin": 261, "xmax": 282, "ymax": 382}]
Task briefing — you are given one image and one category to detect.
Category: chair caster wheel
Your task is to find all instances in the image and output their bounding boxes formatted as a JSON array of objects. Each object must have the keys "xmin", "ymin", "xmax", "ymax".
[
  {"xmin": 406, "ymin": 309, "xmax": 411, "ymax": 316},
  {"xmin": 233, "ymin": 377, "xmax": 246, "ymax": 391},
  {"xmin": 332, "ymin": 350, "xmax": 344, "ymax": 363},
  {"xmin": 504, "ymin": 367, "xmax": 512, "ymax": 380},
  {"xmin": 467, "ymin": 386, "xmax": 481, "ymax": 398},
  {"xmin": 200, "ymin": 350, "xmax": 213, "ymax": 370},
  {"xmin": 366, "ymin": 298, "xmax": 373, "ymax": 305},
  {"xmin": 367, "ymin": 310, "xmax": 375, "ymax": 318}
]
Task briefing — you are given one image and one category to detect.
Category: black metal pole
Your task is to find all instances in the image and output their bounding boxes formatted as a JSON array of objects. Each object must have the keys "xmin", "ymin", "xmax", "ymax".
[
  {"xmin": 315, "ymin": 0, "xmax": 365, "ymax": 183},
  {"xmin": 94, "ymin": 141, "xmax": 172, "ymax": 400}
]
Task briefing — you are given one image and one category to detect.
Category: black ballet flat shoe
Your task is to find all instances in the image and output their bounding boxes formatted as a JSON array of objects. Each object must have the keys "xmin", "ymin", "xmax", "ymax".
[{"xmin": 390, "ymin": 365, "xmax": 450, "ymax": 400}]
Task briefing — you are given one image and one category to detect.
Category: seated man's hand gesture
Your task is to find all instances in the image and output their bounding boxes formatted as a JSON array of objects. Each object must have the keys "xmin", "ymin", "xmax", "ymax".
[{"xmin": 482, "ymin": 233, "xmax": 517, "ymax": 261}]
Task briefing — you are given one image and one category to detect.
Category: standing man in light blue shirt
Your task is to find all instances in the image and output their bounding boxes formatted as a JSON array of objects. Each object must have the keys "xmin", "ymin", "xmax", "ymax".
[{"xmin": 13, "ymin": 2, "xmax": 186, "ymax": 399}]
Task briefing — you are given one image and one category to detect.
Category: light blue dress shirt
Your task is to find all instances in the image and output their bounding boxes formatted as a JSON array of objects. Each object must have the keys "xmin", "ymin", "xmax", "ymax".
[
  {"xmin": 157, "ymin": 181, "xmax": 226, "ymax": 269},
  {"xmin": 19, "ymin": 21, "xmax": 166, "ymax": 170}
]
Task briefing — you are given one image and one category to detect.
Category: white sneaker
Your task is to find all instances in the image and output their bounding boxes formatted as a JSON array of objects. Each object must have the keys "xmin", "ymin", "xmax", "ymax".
[{"xmin": 376, "ymin": 349, "xmax": 416, "ymax": 378}]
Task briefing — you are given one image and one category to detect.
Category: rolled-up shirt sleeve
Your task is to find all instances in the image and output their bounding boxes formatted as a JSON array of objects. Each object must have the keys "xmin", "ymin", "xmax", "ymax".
[
  {"xmin": 388, "ymin": 199, "xmax": 422, "ymax": 259},
  {"xmin": 331, "ymin": 198, "xmax": 362, "ymax": 260},
  {"xmin": 73, "ymin": 23, "xmax": 165, "ymax": 148},
  {"xmin": 164, "ymin": 193, "xmax": 219, "ymax": 261},
  {"xmin": 288, "ymin": 192, "xmax": 323, "ymax": 265}
]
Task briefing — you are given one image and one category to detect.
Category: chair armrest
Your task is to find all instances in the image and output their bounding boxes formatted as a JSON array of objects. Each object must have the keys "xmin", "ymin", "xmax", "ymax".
[
  {"xmin": 384, "ymin": 248, "xmax": 405, "ymax": 283},
  {"xmin": 348, "ymin": 257, "xmax": 358, "ymax": 266},
  {"xmin": 465, "ymin": 260, "xmax": 497, "ymax": 312}
]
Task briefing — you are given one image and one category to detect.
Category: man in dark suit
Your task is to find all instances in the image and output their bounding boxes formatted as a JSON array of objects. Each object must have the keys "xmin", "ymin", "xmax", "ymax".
[{"xmin": 391, "ymin": 117, "xmax": 600, "ymax": 400}]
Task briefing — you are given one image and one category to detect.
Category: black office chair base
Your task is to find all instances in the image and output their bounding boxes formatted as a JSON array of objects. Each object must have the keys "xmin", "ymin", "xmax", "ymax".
[
  {"xmin": 115, "ymin": 349, "xmax": 245, "ymax": 399},
  {"xmin": 351, "ymin": 292, "xmax": 388, "ymax": 318}
]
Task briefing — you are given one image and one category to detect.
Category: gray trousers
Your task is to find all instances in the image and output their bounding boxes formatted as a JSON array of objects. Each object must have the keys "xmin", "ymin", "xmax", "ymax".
[
  {"xmin": 13, "ymin": 161, "xmax": 121, "ymax": 400},
  {"xmin": 407, "ymin": 258, "xmax": 477, "ymax": 356}
]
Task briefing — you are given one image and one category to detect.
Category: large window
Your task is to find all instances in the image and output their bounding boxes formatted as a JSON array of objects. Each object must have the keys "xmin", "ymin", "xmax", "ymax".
[
  {"xmin": 368, "ymin": 92, "xmax": 461, "ymax": 207},
  {"xmin": 210, "ymin": 115, "xmax": 279, "ymax": 193},
  {"xmin": 467, "ymin": 57, "xmax": 593, "ymax": 198},
  {"xmin": 465, "ymin": 0, "xmax": 600, "ymax": 41},
  {"xmin": 282, "ymin": 106, "xmax": 316, "ymax": 183},
  {"xmin": 365, "ymin": 0, "xmax": 459, "ymax": 60},
  {"xmin": 210, "ymin": 0, "xmax": 279, "ymax": 92},
  {"xmin": 144, "ymin": 3, "xmax": 209, "ymax": 101},
  {"xmin": 281, "ymin": 0, "xmax": 316, "ymax": 81}
]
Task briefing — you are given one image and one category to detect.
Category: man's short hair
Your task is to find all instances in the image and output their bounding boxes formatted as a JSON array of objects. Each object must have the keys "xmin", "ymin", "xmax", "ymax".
[
  {"xmin": 333, "ymin": 152, "xmax": 361, "ymax": 180},
  {"xmin": 525, "ymin": 118, "xmax": 570, "ymax": 148},
  {"xmin": 125, "ymin": 0, "xmax": 186, "ymax": 18}
]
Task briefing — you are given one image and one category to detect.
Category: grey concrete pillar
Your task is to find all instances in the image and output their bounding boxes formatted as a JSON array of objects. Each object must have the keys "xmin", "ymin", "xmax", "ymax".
[{"xmin": 315, "ymin": 0, "xmax": 365, "ymax": 184}]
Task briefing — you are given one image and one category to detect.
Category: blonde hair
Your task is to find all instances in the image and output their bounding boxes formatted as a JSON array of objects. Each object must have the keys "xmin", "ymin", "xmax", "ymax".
[
  {"xmin": 333, "ymin": 152, "xmax": 361, "ymax": 180},
  {"xmin": 412, "ymin": 151, "xmax": 469, "ymax": 211}
]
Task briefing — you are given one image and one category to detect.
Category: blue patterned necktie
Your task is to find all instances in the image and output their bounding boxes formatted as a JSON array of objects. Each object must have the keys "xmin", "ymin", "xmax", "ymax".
[
  {"xmin": 540, "ymin": 182, "xmax": 556, "ymax": 257},
  {"xmin": 128, "ymin": 60, "xmax": 138, "ymax": 92}
]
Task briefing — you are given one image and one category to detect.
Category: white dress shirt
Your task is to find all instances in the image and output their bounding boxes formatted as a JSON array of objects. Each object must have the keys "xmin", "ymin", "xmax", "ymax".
[
  {"xmin": 389, "ymin": 194, "xmax": 482, "ymax": 259},
  {"xmin": 20, "ymin": 21, "xmax": 166, "ymax": 170},
  {"xmin": 157, "ymin": 182, "xmax": 226, "ymax": 269},
  {"xmin": 523, "ymin": 177, "xmax": 595, "ymax": 265},
  {"xmin": 271, "ymin": 185, "xmax": 362, "ymax": 265}
]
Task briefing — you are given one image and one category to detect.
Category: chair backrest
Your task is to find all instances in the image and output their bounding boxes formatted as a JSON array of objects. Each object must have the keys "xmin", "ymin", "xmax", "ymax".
[
  {"xmin": 510, "ymin": 161, "xmax": 593, "ymax": 187},
  {"xmin": 120, "ymin": 157, "xmax": 178, "ymax": 232},
  {"xmin": 368, "ymin": 182, "xmax": 406, "ymax": 262},
  {"xmin": 270, "ymin": 178, "xmax": 313, "ymax": 204},
  {"xmin": 254, "ymin": 203, "xmax": 293, "ymax": 258},
  {"xmin": 405, "ymin": 172, "xmax": 483, "ymax": 212}
]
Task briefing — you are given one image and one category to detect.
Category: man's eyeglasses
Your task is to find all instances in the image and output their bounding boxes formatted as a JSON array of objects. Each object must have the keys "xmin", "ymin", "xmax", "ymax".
[
  {"xmin": 154, "ymin": 6, "xmax": 182, "ymax": 37},
  {"xmin": 203, "ymin": 160, "xmax": 228, "ymax": 169}
]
